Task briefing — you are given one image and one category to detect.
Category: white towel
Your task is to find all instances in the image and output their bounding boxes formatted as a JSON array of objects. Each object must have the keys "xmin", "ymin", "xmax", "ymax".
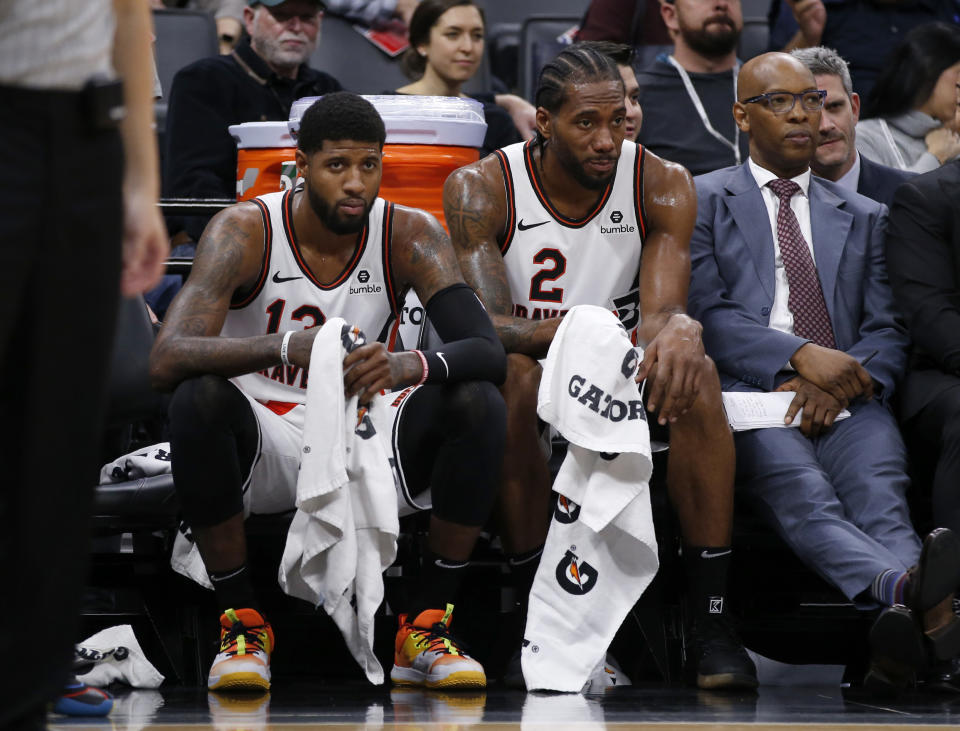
[
  {"xmin": 523, "ymin": 305, "xmax": 658, "ymax": 692},
  {"xmin": 99, "ymin": 443, "xmax": 172, "ymax": 484},
  {"xmin": 75, "ymin": 625, "xmax": 165, "ymax": 689},
  {"xmin": 537, "ymin": 305, "xmax": 651, "ymax": 456},
  {"xmin": 278, "ymin": 318, "xmax": 399, "ymax": 685}
]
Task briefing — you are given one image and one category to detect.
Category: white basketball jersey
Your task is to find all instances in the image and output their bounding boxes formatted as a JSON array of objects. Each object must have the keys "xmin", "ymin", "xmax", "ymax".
[
  {"xmin": 496, "ymin": 140, "xmax": 647, "ymax": 337},
  {"xmin": 221, "ymin": 190, "xmax": 403, "ymax": 406}
]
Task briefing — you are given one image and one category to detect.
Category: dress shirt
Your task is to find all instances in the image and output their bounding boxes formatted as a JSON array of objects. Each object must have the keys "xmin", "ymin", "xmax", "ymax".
[
  {"xmin": 748, "ymin": 158, "xmax": 814, "ymax": 338},
  {"xmin": 835, "ymin": 151, "xmax": 861, "ymax": 194}
]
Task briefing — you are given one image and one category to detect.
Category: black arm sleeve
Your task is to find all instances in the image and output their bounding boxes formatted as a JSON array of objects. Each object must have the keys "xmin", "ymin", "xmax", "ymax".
[{"xmin": 420, "ymin": 283, "xmax": 507, "ymax": 386}]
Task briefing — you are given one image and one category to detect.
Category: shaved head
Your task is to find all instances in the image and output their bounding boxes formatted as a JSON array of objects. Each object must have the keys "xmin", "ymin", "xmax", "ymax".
[
  {"xmin": 733, "ymin": 52, "xmax": 821, "ymax": 179},
  {"xmin": 737, "ymin": 52, "xmax": 816, "ymax": 102}
]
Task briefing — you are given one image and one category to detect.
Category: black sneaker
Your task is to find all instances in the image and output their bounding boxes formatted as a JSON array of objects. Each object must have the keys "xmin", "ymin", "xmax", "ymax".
[{"xmin": 687, "ymin": 614, "xmax": 758, "ymax": 690}]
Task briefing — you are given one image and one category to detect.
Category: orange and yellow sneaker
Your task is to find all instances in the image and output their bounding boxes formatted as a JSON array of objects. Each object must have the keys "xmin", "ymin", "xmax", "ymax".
[
  {"xmin": 208, "ymin": 608, "xmax": 274, "ymax": 692},
  {"xmin": 391, "ymin": 604, "xmax": 486, "ymax": 690}
]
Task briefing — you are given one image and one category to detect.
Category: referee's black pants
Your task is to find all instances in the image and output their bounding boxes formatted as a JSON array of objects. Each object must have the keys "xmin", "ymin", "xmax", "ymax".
[{"xmin": 0, "ymin": 85, "xmax": 123, "ymax": 726}]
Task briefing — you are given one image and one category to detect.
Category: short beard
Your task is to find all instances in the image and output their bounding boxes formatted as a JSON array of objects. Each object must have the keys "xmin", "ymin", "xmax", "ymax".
[
  {"xmin": 252, "ymin": 33, "xmax": 315, "ymax": 73},
  {"xmin": 680, "ymin": 19, "xmax": 740, "ymax": 58},
  {"xmin": 306, "ymin": 186, "xmax": 370, "ymax": 234},
  {"xmin": 548, "ymin": 139, "xmax": 616, "ymax": 191}
]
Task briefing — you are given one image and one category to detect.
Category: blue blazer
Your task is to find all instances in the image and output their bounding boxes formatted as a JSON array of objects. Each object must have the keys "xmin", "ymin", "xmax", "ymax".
[
  {"xmin": 688, "ymin": 161, "xmax": 908, "ymax": 401},
  {"xmin": 857, "ymin": 153, "xmax": 914, "ymax": 208}
]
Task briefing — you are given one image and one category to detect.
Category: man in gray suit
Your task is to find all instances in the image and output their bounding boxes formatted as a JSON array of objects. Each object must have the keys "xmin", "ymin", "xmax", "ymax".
[{"xmin": 688, "ymin": 51, "xmax": 960, "ymax": 692}]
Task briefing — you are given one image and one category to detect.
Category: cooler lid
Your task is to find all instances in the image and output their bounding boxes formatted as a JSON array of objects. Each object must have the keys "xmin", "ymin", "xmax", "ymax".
[
  {"xmin": 228, "ymin": 121, "xmax": 295, "ymax": 149},
  {"xmin": 288, "ymin": 95, "xmax": 487, "ymax": 148}
]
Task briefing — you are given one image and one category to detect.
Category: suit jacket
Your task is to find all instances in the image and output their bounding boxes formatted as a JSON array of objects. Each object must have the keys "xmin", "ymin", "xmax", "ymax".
[
  {"xmin": 688, "ymin": 160, "xmax": 909, "ymax": 402},
  {"xmin": 886, "ymin": 160, "xmax": 960, "ymax": 418},
  {"xmin": 857, "ymin": 153, "xmax": 915, "ymax": 208}
]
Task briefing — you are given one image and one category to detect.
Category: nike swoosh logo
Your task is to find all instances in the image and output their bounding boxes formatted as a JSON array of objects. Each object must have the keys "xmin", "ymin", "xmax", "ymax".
[
  {"xmin": 517, "ymin": 219, "xmax": 549, "ymax": 231},
  {"xmin": 436, "ymin": 352, "xmax": 450, "ymax": 378},
  {"xmin": 272, "ymin": 272, "xmax": 303, "ymax": 284},
  {"xmin": 700, "ymin": 549, "xmax": 732, "ymax": 559}
]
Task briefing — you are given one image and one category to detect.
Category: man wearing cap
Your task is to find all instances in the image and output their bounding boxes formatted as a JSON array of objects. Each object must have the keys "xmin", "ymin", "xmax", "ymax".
[{"xmin": 163, "ymin": 0, "xmax": 341, "ymax": 258}]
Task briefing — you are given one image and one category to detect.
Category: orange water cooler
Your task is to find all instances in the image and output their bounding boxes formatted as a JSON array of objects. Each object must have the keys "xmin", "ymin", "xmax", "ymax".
[{"xmin": 230, "ymin": 95, "xmax": 487, "ymax": 231}]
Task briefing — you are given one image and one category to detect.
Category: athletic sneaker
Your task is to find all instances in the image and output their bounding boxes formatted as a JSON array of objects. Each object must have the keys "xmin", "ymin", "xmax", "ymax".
[
  {"xmin": 391, "ymin": 604, "xmax": 486, "ymax": 689},
  {"xmin": 687, "ymin": 614, "xmax": 758, "ymax": 690},
  {"xmin": 208, "ymin": 608, "xmax": 274, "ymax": 692},
  {"xmin": 52, "ymin": 675, "xmax": 113, "ymax": 717}
]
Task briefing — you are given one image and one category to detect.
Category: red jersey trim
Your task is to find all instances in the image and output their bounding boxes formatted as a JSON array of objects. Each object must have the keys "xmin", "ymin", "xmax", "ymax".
[
  {"xmin": 523, "ymin": 139, "xmax": 613, "ymax": 229},
  {"xmin": 632, "ymin": 143, "xmax": 648, "ymax": 241},
  {"xmin": 282, "ymin": 189, "xmax": 368, "ymax": 290},
  {"xmin": 494, "ymin": 148, "xmax": 516, "ymax": 255},
  {"xmin": 230, "ymin": 198, "xmax": 273, "ymax": 309}
]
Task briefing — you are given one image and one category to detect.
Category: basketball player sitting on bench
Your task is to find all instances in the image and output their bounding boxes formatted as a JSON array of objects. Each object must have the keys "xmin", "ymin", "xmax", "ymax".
[
  {"xmin": 444, "ymin": 44, "xmax": 756, "ymax": 690},
  {"xmin": 149, "ymin": 93, "xmax": 506, "ymax": 693}
]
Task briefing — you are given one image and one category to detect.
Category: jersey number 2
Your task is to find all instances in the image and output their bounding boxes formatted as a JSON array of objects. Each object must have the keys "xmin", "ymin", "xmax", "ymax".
[{"xmin": 529, "ymin": 249, "xmax": 566, "ymax": 303}]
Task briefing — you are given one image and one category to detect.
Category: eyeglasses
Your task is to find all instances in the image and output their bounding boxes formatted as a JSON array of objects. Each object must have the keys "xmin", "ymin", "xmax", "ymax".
[{"xmin": 740, "ymin": 90, "xmax": 827, "ymax": 115}]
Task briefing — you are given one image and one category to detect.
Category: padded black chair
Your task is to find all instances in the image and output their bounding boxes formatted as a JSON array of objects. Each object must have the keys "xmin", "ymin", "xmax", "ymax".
[
  {"xmin": 311, "ymin": 13, "xmax": 414, "ymax": 94},
  {"xmin": 94, "ymin": 296, "xmax": 177, "ymax": 531},
  {"xmin": 152, "ymin": 8, "xmax": 218, "ymax": 135},
  {"xmin": 482, "ymin": 0, "xmax": 588, "ymax": 91},
  {"xmin": 519, "ymin": 16, "xmax": 582, "ymax": 102}
]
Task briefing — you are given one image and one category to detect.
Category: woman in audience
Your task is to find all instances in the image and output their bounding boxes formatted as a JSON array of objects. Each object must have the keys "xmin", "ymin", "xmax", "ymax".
[
  {"xmin": 857, "ymin": 22, "xmax": 960, "ymax": 173},
  {"xmin": 393, "ymin": 0, "xmax": 530, "ymax": 155}
]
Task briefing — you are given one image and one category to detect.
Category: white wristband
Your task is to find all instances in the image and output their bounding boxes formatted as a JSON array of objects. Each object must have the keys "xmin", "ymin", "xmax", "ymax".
[{"xmin": 280, "ymin": 330, "xmax": 295, "ymax": 366}]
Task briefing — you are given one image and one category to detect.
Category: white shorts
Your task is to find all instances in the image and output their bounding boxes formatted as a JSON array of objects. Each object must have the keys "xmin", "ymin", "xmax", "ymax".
[{"xmin": 238, "ymin": 386, "xmax": 432, "ymax": 518}]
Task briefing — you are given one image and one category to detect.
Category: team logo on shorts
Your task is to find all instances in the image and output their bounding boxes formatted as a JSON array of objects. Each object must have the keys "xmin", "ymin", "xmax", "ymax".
[
  {"xmin": 555, "ymin": 547, "xmax": 599, "ymax": 595},
  {"xmin": 553, "ymin": 494, "xmax": 581, "ymax": 524}
]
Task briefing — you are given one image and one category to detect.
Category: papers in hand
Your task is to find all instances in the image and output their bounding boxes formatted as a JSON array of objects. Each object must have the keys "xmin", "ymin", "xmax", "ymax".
[{"xmin": 722, "ymin": 391, "xmax": 851, "ymax": 432}]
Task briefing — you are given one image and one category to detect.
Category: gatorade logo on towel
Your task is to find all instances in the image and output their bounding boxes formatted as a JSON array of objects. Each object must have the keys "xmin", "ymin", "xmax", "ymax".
[
  {"xmin": 553, "ymin": 495, "xmax": 581, "ymax": 524},
  {"xmin": 555, "ymin": 548, "xmax": 599, "ymax": 595}
]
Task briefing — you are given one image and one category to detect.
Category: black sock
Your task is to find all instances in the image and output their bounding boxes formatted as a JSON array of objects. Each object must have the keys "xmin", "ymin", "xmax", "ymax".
[
  {"xmin": 683, "ymin": 545, "xmax": 732, "ymax": 620},
  {"xmin": 507, "ymin": 544, "xmax": 544, "ymax": 618},
  {"xmin": 406, "ymin": 549, "xmax": 469, "ymax": 622},
  {"xmin": 208, "ymin": 564, "xmax": 259, "ymax": 614}
]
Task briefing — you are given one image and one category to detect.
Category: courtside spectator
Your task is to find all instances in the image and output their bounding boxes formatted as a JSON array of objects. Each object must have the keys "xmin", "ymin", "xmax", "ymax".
[
  {"xmin": 635, "ymin": 0, "xmax": 749, "ymax": 175},
  {"xmin": 392, "ymin": 0, "xmax": 527, "ymax": 155},
  {"xmin": 791, "ymin": 46, "xmax": 913, "ymax": 206},
  {"xmin": 856, "ymin": 23, "xmax": 960, "ymax": 174},
  {"xmin": 163, "ymin": 0, "xmax": 340, "ymax": 249},
  {"xmin": 772, "ymin": 0, "xmax": 960, "ymax": 98}
]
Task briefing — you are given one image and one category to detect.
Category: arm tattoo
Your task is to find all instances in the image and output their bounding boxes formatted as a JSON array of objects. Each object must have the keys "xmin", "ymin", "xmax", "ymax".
[{"xmin": 443, "ymin": 166, "xmax": 561, "ymax": 357}]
